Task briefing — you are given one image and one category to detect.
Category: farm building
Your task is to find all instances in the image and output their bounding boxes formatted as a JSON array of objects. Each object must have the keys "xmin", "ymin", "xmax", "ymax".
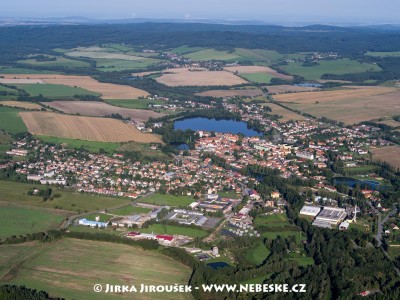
[
  {"xmin": 78, "ymin": 218, "xmax": 108, "ymax": 228},
  {"xmin": 300, "ymin": 205, "xmax": 321, "ymax": 217}
]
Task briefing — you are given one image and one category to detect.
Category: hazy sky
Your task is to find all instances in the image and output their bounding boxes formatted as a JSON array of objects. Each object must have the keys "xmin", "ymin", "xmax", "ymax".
[{"xmin": 1, "ymin": 0, "xmax": 399, "ymax": 24}]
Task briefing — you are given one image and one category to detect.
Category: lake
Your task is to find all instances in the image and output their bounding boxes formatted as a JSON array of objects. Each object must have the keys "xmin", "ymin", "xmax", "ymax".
[
  {"xmin": 207, "ymin": 262, "xmax": 231, "ymax": 269},
  {"xmin": 333, "ymin": 176, "xmax": 388, "ymax": 191},
  {"xmin": 174, "ymin": 117, "xmax": 262, "ymax": 136}
]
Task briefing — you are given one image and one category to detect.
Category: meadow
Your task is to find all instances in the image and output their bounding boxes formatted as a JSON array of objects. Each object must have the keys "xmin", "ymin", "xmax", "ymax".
[
  {"xmin": 0, "ymin": 203, "xmax": 69, "ymax": 240},
  {"xmin": 105, "ymin": 99, "xmax": 165, "ymax": 109},
  {"xmin": 245, "ymin": 241, "xmax": 270, "ymax": 265},
  {"xmin": 195, "ymin": 88, "xmax": 263, "ymax": 98},
  {"xmin": 241, "ymin": 73, "xmax": 274, "ymax": 84},
  {"xmin": 38, "ymin": 136, "xmax": 120, "ymax": 153},
  {"xmin": 0, "ymin": 85, "xmax": 18, "ymax": 100},
  {"xmin": 140, "ymin": 224, "xmax": 208, "ymax": 238},
  {"xmin": 266, "ymin": 84, "xmax": 320, "ymax": 94},
  {"xmin": 15, "ymin": 84, "xmax": 98, "ymax": 98},
  {"xmin": 0, "ymin": 66, "xmax": 58, "ymax": 74},
  {"xmin": 20, "ymin": 111, "xmax": 163, "ymax": 143},
  {"xmin": 0, "ymin": 106, "xmax": 27, "ymax": 134},
  {"xmin": 183, "ymin": 49, "xmax": 240, "ymax": 61},
  {"xmin": 96, "ymin": 58, "xmax": 161, "ymax": 72},
  {"xmin": 280, "ymin": 58, "xmax": 381, "ymax": 80},
  {"xmin": 111, "ymin": 205, "xmax": 151, "ymax": 216},
  {"xmin": 0, "ymin": 238, "xmax": 193, "ymax": 300},
  {"xmin": 19, "ymin": 56, "xmax": 90, "ymax": 68},
  {"xmin": 137, "ymin": 193, "xmax": 194, "ymax": 207},
  {"xmin": 0, "ymin": 180, "xmax": 131, "ymax": 213}
]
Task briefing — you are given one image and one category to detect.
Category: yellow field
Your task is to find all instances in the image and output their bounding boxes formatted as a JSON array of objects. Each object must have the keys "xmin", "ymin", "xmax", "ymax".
[
  {"xmin": 273, "ymin": 86, "xmax": 400, "ymax": 124},
  {"xmin": 224, "ymin": 65, "xmax": 293, "ymax": 80},
  {"xmin": 2, "ymin": 74, "xmax": 149, "ymax": 99},
  {"xmin": 20, "ymin": 112, "xmax": 162, "ymax": 143},
  {"xmin": 266, "ymin": 85, "xmax": 320, "ymax": 94},
  {"xmin": 371, "ymin": 146, "xmax": 400, "ymax": 169},
  {"xmin": 0, "ymin": 101, "xmax": 42, "ymax": 110},
  {"xmin": 263, "ymin": 103, "xmax": 306, "ymax": 122},
  {"xmin": 156, "ymin": 68, "xmax": 247, "ymax": 86}
]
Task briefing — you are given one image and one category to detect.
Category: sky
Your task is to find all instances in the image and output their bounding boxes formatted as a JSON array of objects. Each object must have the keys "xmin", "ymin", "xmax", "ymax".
[{"xmin": 1, "ymin": 0, "xmax": 400, "ymax": 24}]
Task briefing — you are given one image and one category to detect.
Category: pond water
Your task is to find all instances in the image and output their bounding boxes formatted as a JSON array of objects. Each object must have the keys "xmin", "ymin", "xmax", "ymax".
[
  {"xmin": 207, "ymin": 262, "xmax": 231, "ymax": 269},
  {"xmin": 333, "ymin": 176, "xmax": 388, "ymax": 191},
  {"xmin": 174, "ymin": 117, "xmax": 262, "ymax": 136}
]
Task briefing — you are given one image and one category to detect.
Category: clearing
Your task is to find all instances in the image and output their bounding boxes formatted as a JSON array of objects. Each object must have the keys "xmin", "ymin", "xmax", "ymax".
[{"xmin": 20, "ymin": 111, "xmax": 162, "ymax": 143}]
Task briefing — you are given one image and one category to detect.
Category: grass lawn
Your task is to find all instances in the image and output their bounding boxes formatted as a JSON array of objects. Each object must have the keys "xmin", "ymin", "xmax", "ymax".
[
  {"xmin": 0, "ymin": 106, "xmax": 27, "ymax": 134},
  {"xmin": 15, "ymin": 84, "xmax": 99, "ymax": 98},
  {"xmin": 0, "ymin": 203, "xmax": 69, "ymax": 240},
  {"xmin": 105, "ymin": 99, "xmax": 165, "ymax": 110},
  {"xmin": 184, "ymin": 49, "xmax": 240, "ymax": 61},
  {"xmin": 111, "ymin": 206, "xmax": 151, "ymax": 216},
  {"xmin": 141, "ymin": 224, "xmax": 208, "ymax": 238},
  {"xmin": 0, "ymin": 180, "xmax": 131, "ymax": 213},
  {"xmin": 245, "ymin": 241, "xmax": 270, "ymax": 265},
  {"xmin": 137, "ymin": 193, "xmax": 194, "ymax": 207},
  {"xmin": 281, "ymin": 58, "xmax": 381, "ymax": 80},
  {"xmin": 218, "ymin": 190, "xmax": 241, "ymax": 199},
  {"xmin": 254, "ymin": 213, "xmax": 290, "ymax": 227},
  {"xmin": 18, "ymin": 56, "xmax": 90, "ymax": 68},
  {"xmin": 38, "ymin": 135, "xmax": 120, "ymax": 154},
  {"xmin": 241, "ymin": 73, "xmax": 274, "ymax": 84},
  {"xmin": 0, "ymin": 238, "xmax": 192, "ymax": 300}
]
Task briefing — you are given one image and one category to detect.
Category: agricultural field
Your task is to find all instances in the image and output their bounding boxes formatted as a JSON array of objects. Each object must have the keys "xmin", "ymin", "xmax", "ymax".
[
  {"xmin": 137, "ymin": 193, "xmax": 194, "ymax": 207},
  {"xmin": 0, "ymin": 180, "xmax": 131, "ymax": 213},
  {"xmin": 253, "ymin": 213, "xmax": 290, "ymax": 228},
  {"xmin": 365, "ymin": 51, "xmax": 400, "ymax": 57},
  {"xmin": 0, "ymin": 101, "xmax": 42, "ymax": 110},
  {"xmin": 0, "ymin": 106, "xmax": 27, "ymax": 134},
  {"xmin": 224, "ymin": 65, "xmax": 293, "ymax": 80},
  {"xmin": 0, "ymin": 66, "xmax": 58, "ymax": 74},
  {"xmin": 280, "ymin": 58, "xmax": 381, "ymax": 80},
  {"xmin": 371, "ymin": 146, "xmax": 400, "ymax": 169},
  {"xmin": 65, "ymin": 50, "xmax": 147, "ymax": 61},
  {"xmin": 156, "ymin": 68, "xmax": 247, "ymax": 86},
  {"xmin": 0, "ymin": 202, "xmax": 69, "ymax": 240},
  {"xmin": 20, "ymin": 111, "xmax": 162, "ymax": 143},
  {"xmin": 110, "ymin": 206, "xmax": 151, "ymax": 216},
  {"xmin": 140, "ymin": 224, "xmax": 208, "ymax": 238},
  {"xmin": 183, "ymin": 49, "xmax": 240, "ymax": 61},
  {"xmin": 266, "ymin": 84, "xmax": 320, "ymax": 94},
  {"xmin": 0, "ymin": 238, "xmax": 192, "ymax": 300},
  {"xmin": 241, "ymin": 73, "xmax": 274, "ymax": 84},
  {"xmin": 1, "ymin": 74, "xmax": 149, "ymax": 99},
  {"xmin": 84, "ymin": 213, "xmax": 113, "ymax": 222},
  {"xmin": 18, "ymin": 55, "xmax": 90, "ymax": 68},
  {"xmin": 0, "ymin": 78, "xmax": 45, "ymax": 84},
  {"xmin": 231, "ymin": 48, "xmax": 287, "ymax": 63},
  {"xmin": 195, "ymin": 88, "xmax": 263, "ymax": 98},
  {"xmin": 44, "ymin": 101, "xmax": 163, "ymax": 122},
  {"xmin": 105, "ymin": 99, "xmax": 165, "ymax": 110},
  {"xmin": 171, "ymin": 46, "xmax": 205, "ymax": 55},
  {"xmin": 15, "ymin": 84, "xmax": 99, "ymax": 98},
  {"xmin": 38, "ymin": 136, "xmax": 120, "ymax": 153},
  {"xmin": 273, "ymin": 86, "xmax": 400, "ymax": 124},
  {"xmin": 262, "ymin": 103, "xmax": 306, "ymax": 122},
  {"xmin": 96, "ymin": 58, "xmax": 161, "ymax": 72}
]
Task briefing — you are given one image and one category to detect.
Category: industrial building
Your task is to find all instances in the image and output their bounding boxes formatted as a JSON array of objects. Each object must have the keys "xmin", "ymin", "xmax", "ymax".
[
  {"xmin": 312, "ymin": 207, "xmax": 347, "ymax": 229},
  {"xmin": 299, "ymin": 205, "xmax": 322, "ymax": 217},
  {"xmin": 167, "ymin": 209, "xmax": 208, "ymax": 226}
]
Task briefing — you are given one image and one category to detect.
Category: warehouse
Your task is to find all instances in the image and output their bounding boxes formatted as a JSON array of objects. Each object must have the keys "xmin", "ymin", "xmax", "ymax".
[{"xmin": 299, "ymin": 205, "xmax": 321, "ymax": 217}]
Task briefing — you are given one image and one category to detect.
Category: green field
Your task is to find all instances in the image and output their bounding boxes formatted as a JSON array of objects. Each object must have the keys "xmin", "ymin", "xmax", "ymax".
[
  {"xmin": 171, "ymin": 46, "xmax": 205, "ymax": 55},
  {"xmin": 84, "ymin": 213, "xmax": 113, "ymax": 223},
  {"xmin": 232, "ymin": 48, "xmax": 286, "ymax": 63},
  {"xmin": 141, "ymin": 224, "xmax": 208, "ymax": 238},
  {"xmin": 0, "ymin": 238, "xmax": 192, "ymax": 300},
  {"xmin": 111, "ymin": 205, "xmax": 151, "ymax": 216},
  {"xmin": 365, "ymin": 51, "xmax": 400, "ymax": 57},
  {"xmin": 0, "ymin": 203, "xmax": 68, "ymax": 240},
  {"xmin": 15, "ymin": 84, "xmax": 99, "ymax": 98},
  {"xmin": 241, "ymin": 73, "xmax": 274, "ymax": 84},
  {"xmin": 0, "ymin": 85, "xmax": 18, "ymax": 100},
  {"xmin": 19, "ymin": 56, "xmax": 90, "ymax": 68},
  {"xmin": 0, "ymin": 106, "xmax": 27, "ymax": 134},
  {"xmin": 0, "ymin": 180, "xmax": 130, "ymax": 213},
  {"xmin": 245, "ymin": 241, "xmax": 270, "ymax": 265},
  {"xmin": 38, "ymin": 136, "xmax": 120, "ymax": 153},
  {"xmin": 218, "ymin": 190, "xmax": 241, "ymax": 199},
  {"xmin": 137, "ymin": 193, "xmax": 194, "ymax": 207},
  {"xmin": 184, "ymin": 49, "xmax": 240, "ymax": 61},
  {"xmin": 96, "ymin": 58, "xmax": 161, "ymax": 72},
  {"xmin": 280, "ymin": 58, "xmax": 382, "ymax": 80},
  {"xmin": 254, "ymin": 213, "xmax": 290, "ymax": 227},
  {"xmin": 0, "ymin": 66, "xmax": 58, "ymax": 74},
  {"xmin": 105, "ymin": 99, "xmax": 165, "ymax": 109}
]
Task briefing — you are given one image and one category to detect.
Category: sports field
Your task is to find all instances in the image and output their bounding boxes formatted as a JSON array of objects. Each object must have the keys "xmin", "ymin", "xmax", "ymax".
[
  {"xmin": 0, "ymin": 202, "xmax": 69, "ymax": 240},
  {"xmin": 0, "ymin": 106, "xmax": 27, "ymax": 134},
  {"xmin": 137, "ymin": 194, "xmax": 194, "ymax": 207},
  {"xmin": 0, "ymin": 180, "xmax": 131, "ymax": 213},
  {"xmin": 371, "ymin": 146, "xmax": 400, "ymax": 169},
  {"xmin": 273, "ymin": 86, "xmax": 400, "ymax": 124},
  {"xmin": 1, "ymin": 74, "xmax": 149, "ymax": 99},
  {"xmin": 141, "ymin": 224, "xmax": 208, "ymax": 238},
  {"xmin": 44, "ymin": 101, "xmax": 163, "ymax": 122},
  {"xmin": 280, "ymin": 58, "xmax": 381, "ymax": 80},
  {"xmin": 156, "ymin": 68, "xmax": 247, "ymax": 86},
  {"xmin": 0, "ymin": 238, "xmax": 193, "ymax": 300},
  {"xmin": 20, "ymin": 111, "xmax": 162, "ymax": 143}
]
